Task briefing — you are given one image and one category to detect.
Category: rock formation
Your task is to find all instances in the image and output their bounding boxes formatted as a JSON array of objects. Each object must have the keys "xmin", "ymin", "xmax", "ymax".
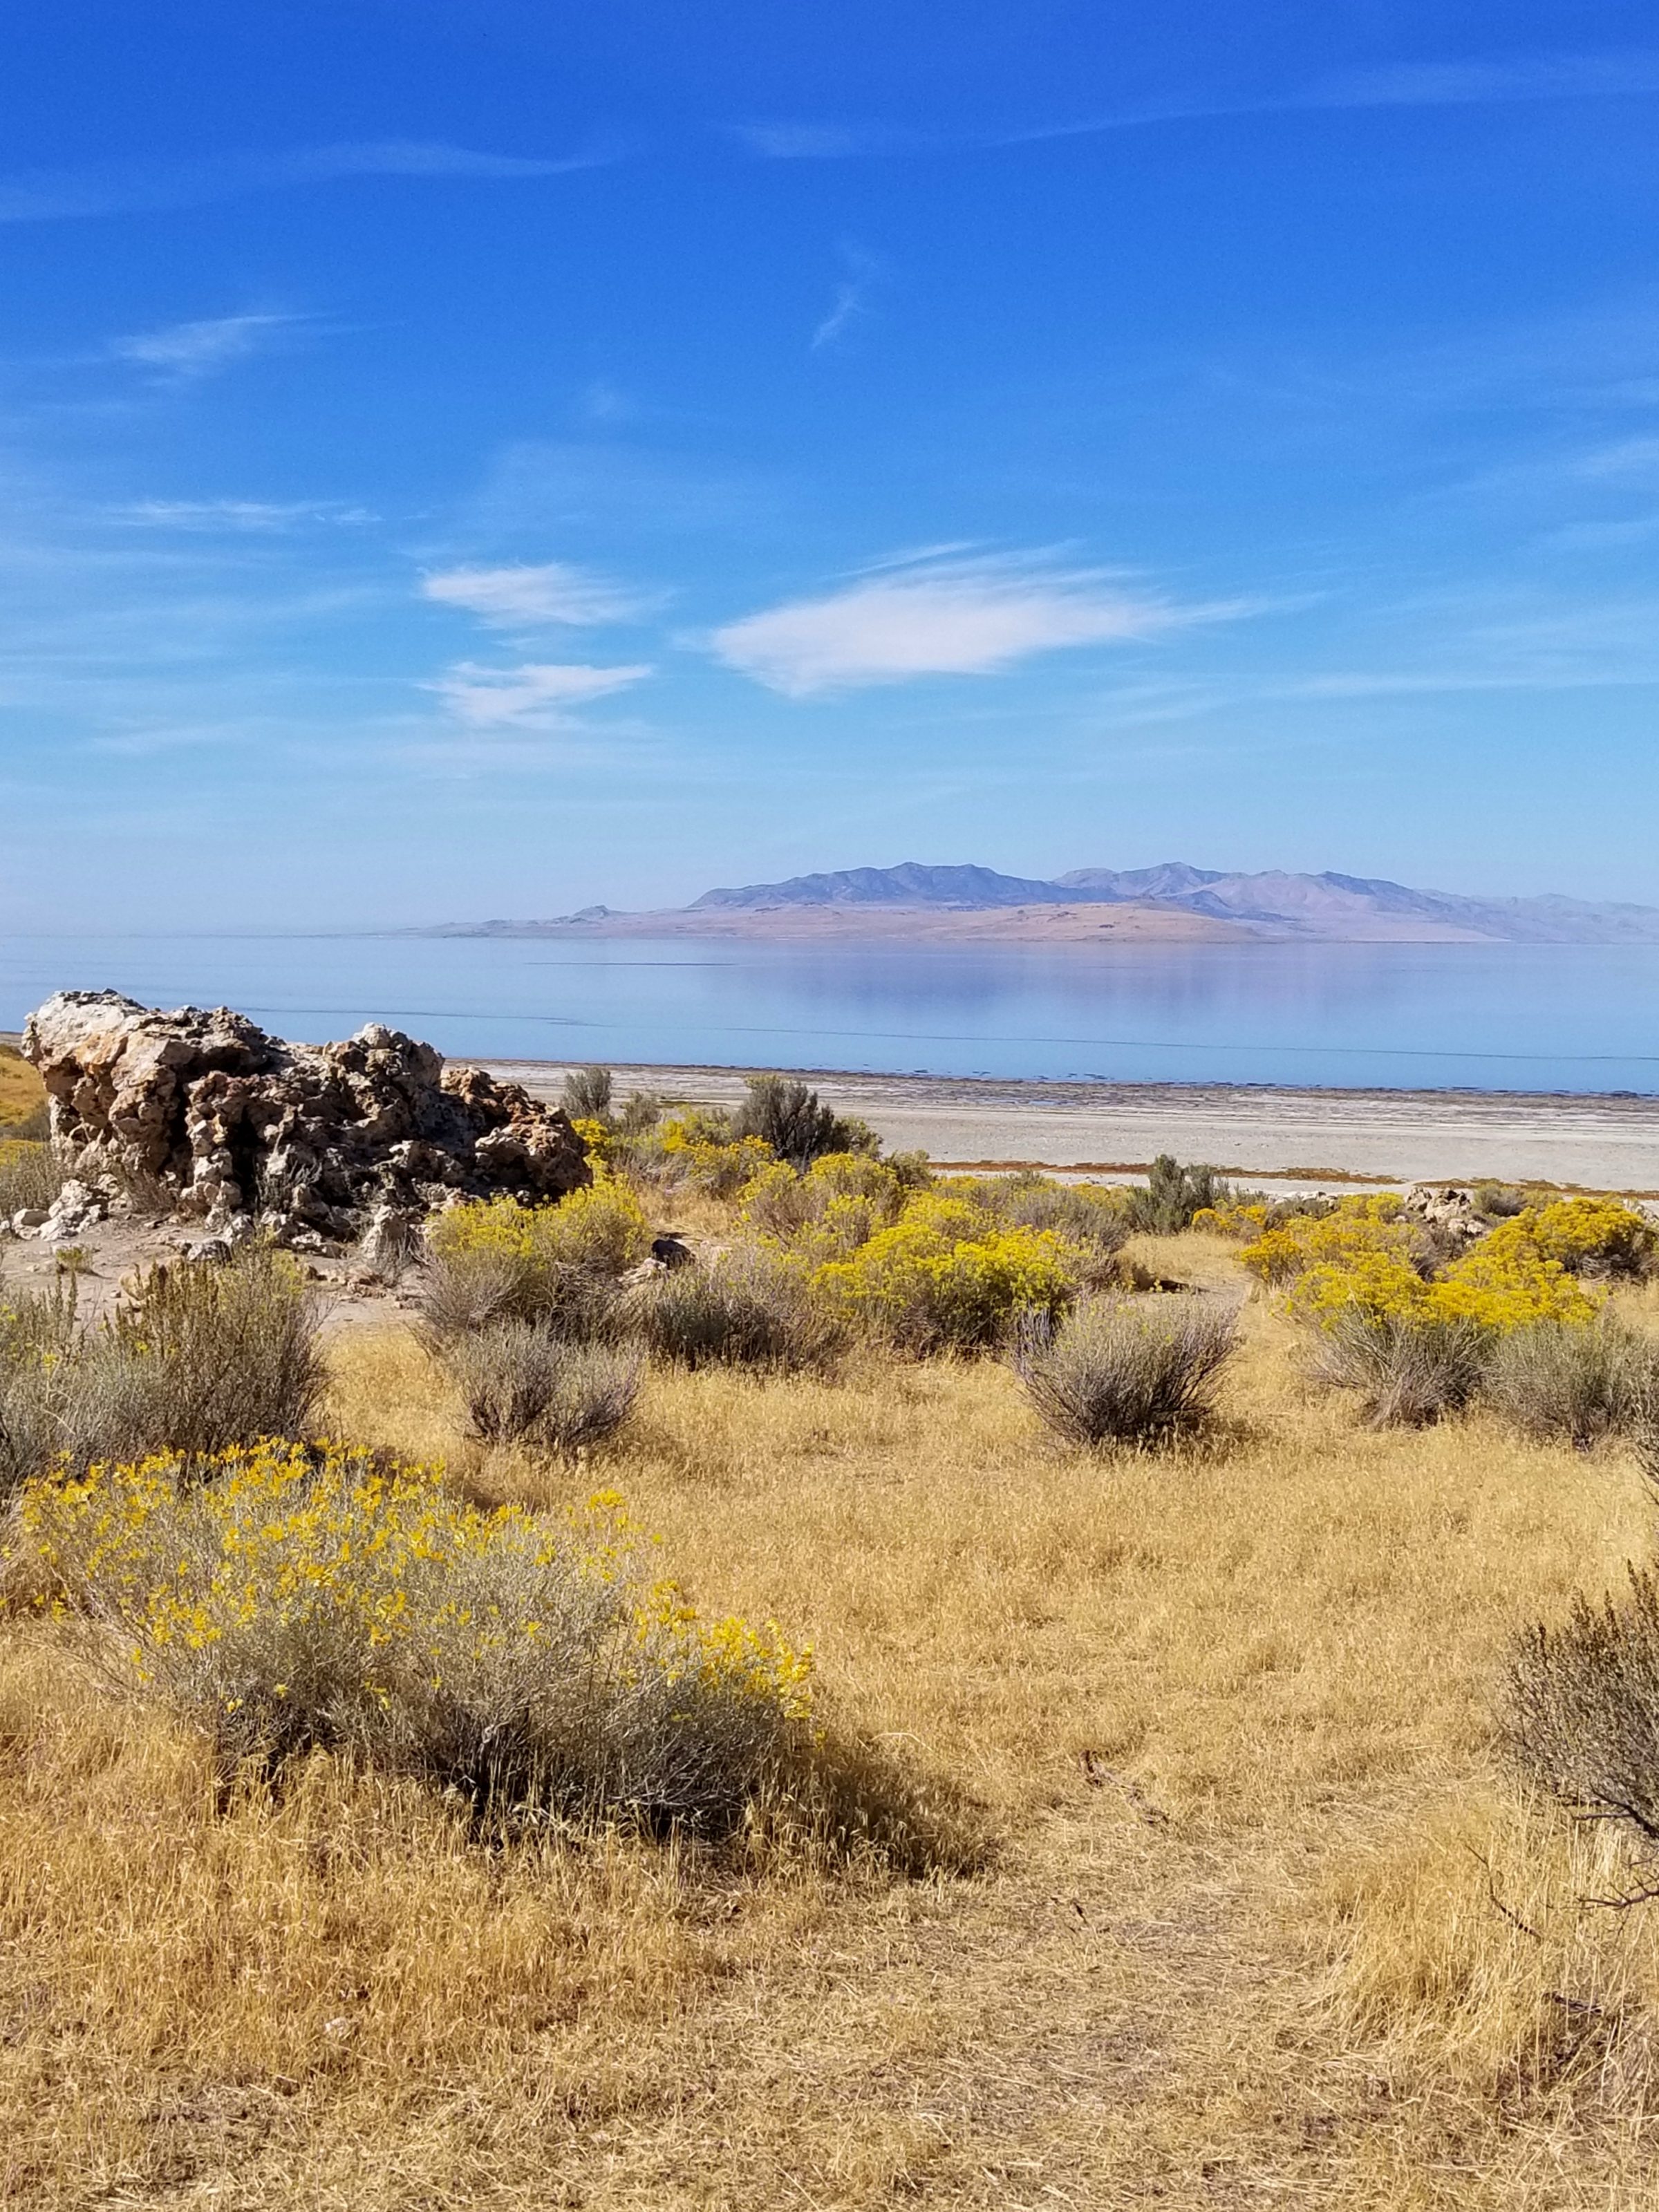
[{"xmin": 21, "ymin": 991, "xmax": 589, "ymax": 1246}]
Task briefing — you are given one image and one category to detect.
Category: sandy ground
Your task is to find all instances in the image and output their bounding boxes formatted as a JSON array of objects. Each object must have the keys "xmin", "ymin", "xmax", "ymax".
[{"xmin": 488, "ymin": 1060, "xmax": 1659, "ymax": 1194}]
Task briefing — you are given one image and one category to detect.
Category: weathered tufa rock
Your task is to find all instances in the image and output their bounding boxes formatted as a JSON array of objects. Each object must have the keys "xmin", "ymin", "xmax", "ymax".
[
  {"xmin": 1400, "ymin": 1183, "xmax": 1485, "ymax": 1246},
  {"xmin": 22, "ymin": 991, "xmax": 589, "ymax": 1244}
]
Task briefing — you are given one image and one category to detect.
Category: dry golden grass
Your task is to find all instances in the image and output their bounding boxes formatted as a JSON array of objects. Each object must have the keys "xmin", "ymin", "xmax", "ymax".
[
  {"xmin": 8, "ymin": 1231, "xmax": 1659, "ymax": 2204},
  {"xmin": 0, "ymin": 1044, "xmax": 44, "ymax": 1130}
]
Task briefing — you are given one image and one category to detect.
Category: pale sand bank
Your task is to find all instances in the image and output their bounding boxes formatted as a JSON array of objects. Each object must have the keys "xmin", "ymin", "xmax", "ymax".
[{"xmin": 485, "ymin": 1062, "xmax": 1659, "ymax": 1194}]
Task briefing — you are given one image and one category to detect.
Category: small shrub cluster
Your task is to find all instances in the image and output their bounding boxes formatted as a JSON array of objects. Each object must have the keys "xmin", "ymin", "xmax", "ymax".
[
  {"xmin": 1506, "ymin": 1566, "xmax": 1659, "ymax": 1857},
  {"xmin": 1125, "ymin": 1154, "xmax": 1233, "ymax": 1235},
  {"xmin": 741, "ymin": 1150, "xmax": 911, "ymax": 1258},
  {"xmin": 813, "ymin": 1190, "xmax": 1079, "ymax": 1353},
  {"xmin": 442, "ymin": 1322, "xmax": 641, "ymax": 1452},
  {"xmin": 420, "ymin": 1185, "xmax": 652, "ymax": 1340},
  {"xmin": 1483, "ymin": 1314, "xmax": 1659, "ymax": 1450},
  {"xmin": 0, "ymin": 1138, "xmax": 65, "ymax": 1219},
  {"xmin": 951, "ymin": 1173, "xmax": 1131, "ymax": 1286},
  {"xmin": 0, "ymin": 1244, "xmax": 323, "ymax": 1494},
  {"xmin": 1311, "ymin": 1306, "xmax": 1492, "ymax": 1429},
  {"xmin": 1015, "ymin": 1293, "xmax": 1239, "ymax": 1447},
  {"xmin": 733, "ymin": 1074, "xmax": 879, "ymax": 1171},
  {"xmin": 0, "ymin": 1047, "xmax": 48, "ymax": 1141},
  {"xmin": 15, "ymin": 1445, "xmax": 812, "ymax": 1830},
  {"xmin": 622, "ymin": 1245, "xmax": 844, "ymax": 1372}
]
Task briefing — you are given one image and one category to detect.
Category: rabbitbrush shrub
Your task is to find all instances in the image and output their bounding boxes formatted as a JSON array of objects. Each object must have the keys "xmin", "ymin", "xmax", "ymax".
[
  {"xmin": 420, "ymin": 1185, "xmax": 651, "ymax": 1340},
  {"xmin": 1015, "ymin": 1293, "xmax": 1239, "ymax": 1447},
  {"xmin": 15, "ymin": 1445, "xmax": 812, "ymax": 1830},
  {"xmin": 814, "ymin": 1191, "xmax": 1078, "ymax": 1353}
]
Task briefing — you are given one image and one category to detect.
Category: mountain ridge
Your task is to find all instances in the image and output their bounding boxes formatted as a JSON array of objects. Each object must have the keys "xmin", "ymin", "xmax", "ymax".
[
  {"xmin": 677, "ymin": 860, "xmax": 1659, "ymax": 943},
  {"xmin": 424, "ymin": 860, "xmax": 1659, "ymax": 944}
]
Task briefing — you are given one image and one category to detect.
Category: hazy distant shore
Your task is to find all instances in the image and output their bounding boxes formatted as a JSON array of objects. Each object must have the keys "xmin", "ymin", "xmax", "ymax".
[{"xmin": 485, "ymin": 1060, "xmax": 1659, "ymax": 1196}]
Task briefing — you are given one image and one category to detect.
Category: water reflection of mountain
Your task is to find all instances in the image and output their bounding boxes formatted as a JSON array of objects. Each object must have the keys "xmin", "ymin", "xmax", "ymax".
[{"xmin": 4, "ymin": 935, "xmax": 1659, "ymax": 1091}]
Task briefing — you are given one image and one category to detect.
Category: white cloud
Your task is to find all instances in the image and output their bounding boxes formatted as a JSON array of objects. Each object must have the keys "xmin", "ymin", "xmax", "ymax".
[
  {"xmin": 731, "ymin": 124, "xmax": 883, "ymax": 160},
  {"xmin": 110, "ymin": 498, "xmax": 375, "ymax": 530},
  {"xmin": 810, "ymin": 245, "xmax": 883, "ymax": 352},
  {"xmin": 711, "ymin": 554, "xmax": 1200, "ymax": 695},
  {"xmin": 430, "ymin": 660, "xmax": 650, "ymax": 729},
  {"xmin": 113, "ymin": 311, "xmax": 294, "ymax": 380},
  {"xmin": 0, "ymin": 140, "xmax": 610, "ymax": 225},
  {"xmin": 1319, "ymin": 50, "xmax": 1659, "ymax": 109},
  {"xmin": 421, "ymin": 561, "xmax": 641, "ymax": 627}
]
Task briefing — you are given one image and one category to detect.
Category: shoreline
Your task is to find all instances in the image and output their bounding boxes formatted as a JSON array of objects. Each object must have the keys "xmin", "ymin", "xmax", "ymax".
[{"xmin": 484, "ymin": 1059, "xmax": 1659, "ymax": 1195}]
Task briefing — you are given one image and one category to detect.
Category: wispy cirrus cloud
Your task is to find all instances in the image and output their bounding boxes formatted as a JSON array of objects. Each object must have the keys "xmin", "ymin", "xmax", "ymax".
[
  {"xmin": 0, "ymin": 139, "xmax": 610, "ymax": 225},
  {"xmin": 811, "ymin": 245, "xmax": 884, "ymax": 352},
  {"xmin": 421, "ymin": 560, "xmax": 644, "ymax": 628},
  {"xmin": 108, "ymin": 498, "xmax": 377, "ymax": 530},
  {"xmin": 429, "ymin": 660, "xmax": 650, "ymax": 729},
  {"xmin": 740, "ymin": 49, "xmax": 1659, "ymax": 164},
  {"xmin": 112, "ymin": 310, "xmax": 297, "ymax": 382},
  {"xmin": 711, "ymin": 552, "xmax": 1224, "ymax": 695}
]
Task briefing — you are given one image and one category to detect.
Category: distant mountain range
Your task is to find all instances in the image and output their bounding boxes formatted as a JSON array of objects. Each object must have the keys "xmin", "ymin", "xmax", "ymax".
[
  {"xmin": 682, "ymin": 861, "xmax": 1659, "ymax": 944},
  {"xmin": 433, "ymin": 861, "xmax": 1659, "ymax": 945}
]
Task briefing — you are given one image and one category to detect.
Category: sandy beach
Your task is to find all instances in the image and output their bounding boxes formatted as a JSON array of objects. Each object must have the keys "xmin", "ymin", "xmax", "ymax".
[{"xmin": 486, "ymin": 1061, "xmax": 1659, "ymax": 1194}]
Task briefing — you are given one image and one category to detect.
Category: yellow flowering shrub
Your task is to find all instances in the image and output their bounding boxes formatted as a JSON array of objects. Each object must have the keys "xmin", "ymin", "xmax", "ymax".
[
  {"xmin": 1483, "ymin": 1197, "xmax": 1657, "ymax": 1280},
  {"xmin": 429, "ymin": 1183, "xmax": 650, "ymax": 1287},
  {"xmin": 1239, "ymin": 1193, "xmax": 1409, "ymax": 1285},
  {"xmin": 813, "ymin": 1191, "xmax": 1078, "ymax": 1351},
  {"xmin": 1191, "ymin": 1201, "xmax": 1271, "ymax": 1239},
  {"xmin": 741, "ymin": 1150, "xmax": 908, "ymax": 1262},
  {"xmin": 568, "ymin": 1114, "xmax": 615, "ymax": 1176},
  {"xmin": 1286, "ymin": 1231, "xmax": 1597, "ymax": 1334},
  {"xmin": 16, "ymin": 1443, "xmax": 811, "ymax": 1826},
  {"xmin": 658, "ymin": 1117, "xmax": 775, "ymax": 1197}
]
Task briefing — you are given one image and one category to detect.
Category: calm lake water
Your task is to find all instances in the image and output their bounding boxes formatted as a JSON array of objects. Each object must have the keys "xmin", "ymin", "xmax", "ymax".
[{"xmin": 3, "ymin": 932, "xmax": 1659, "ymax": 1094}]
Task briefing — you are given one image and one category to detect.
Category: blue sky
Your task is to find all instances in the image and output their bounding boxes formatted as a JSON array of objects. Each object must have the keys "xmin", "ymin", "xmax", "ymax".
[{"xmin": 6, "ymin": 1, "xmax": 1659, "ymax": 926}]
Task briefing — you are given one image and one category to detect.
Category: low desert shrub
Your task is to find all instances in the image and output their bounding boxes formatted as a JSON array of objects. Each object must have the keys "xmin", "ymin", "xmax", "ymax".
[
  {"xmin": 733, "ymin": 1074, "xmax": 877, "ymax": 1171},
  {"xmin": 1310, "ymin": 1305, "xmax": 1492, "ymax": 1428},
  {"xmin": 420, "ymin": 1186, "xmax": 651, "ymax": 1340},
  {"xmin": 1487, "ymin": 1197, "xmax": 1658, "ymax": 1282},
  {"xmin": 1014, "ymin": 1293, "xmax": 1239, "ymax": 1447},
  {"xmin": 562, "ymin": 1064, "xmax": 614, "ymax": 1122},
  {"xmin": 656, "ymin": 1117, "xmax": 776, "ymax": 1198},
  {"xmin": 1125, "ymin": 1154, "xmax": 1233, "ymax": 1235},
  {"xmin": 0, "ymin": 1244, "xmax": 323, "ymax": 1491},
  {"xmin": 964, "ymin": 1174, "xmax": 1132, "ymax": 1284},
  {"xmin": 438, "ymin": 1321, "xmax": 641, "ymax": 1452},
  {"xmin": 1239, "ymin": 1192, "xmax": 1411, "ymax": 1286},
  {"xmin": 1483, "ymin": 1314, "xmax": 1659, "ymax": 1448},
  {"xmin": 741, "ymin": 1150, "xmax": 909, "ymax": 1258},
  {"xmin": 106, "ymin": 1246, "xmax": 326, "ymax": 1458},
  {"xmin": 814, "ymin": 1191, "xmax": 1078, "ymax": 1353},
  {"xmin": 0, "ymin": 1138, "xmax": 66, "ymax": 1219},
  {"xmin": 1473, "ymin": 1179, "xmax": 1529, "ymax": 1220},
  {"xmin": 1505, "ymin": 1568, "xmax": 1659, "ymax": 1857},
  {"xmin": 622, "ymin": 1246, "xmax": 843, "ymax": 1371},
  {"xmin": 15, "ymin": 1445, "xmax": 812, "ymax": 1830}
]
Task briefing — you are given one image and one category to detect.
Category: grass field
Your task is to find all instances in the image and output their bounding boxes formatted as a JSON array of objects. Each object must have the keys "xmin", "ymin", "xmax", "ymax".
[
  {"xmin": 6, "ymin": 1226, "xmax": 1659, "ymax": 2206},
  {"xmin": 0, "ymin": 1045, "xmax": 44, "ymax": 1132}
]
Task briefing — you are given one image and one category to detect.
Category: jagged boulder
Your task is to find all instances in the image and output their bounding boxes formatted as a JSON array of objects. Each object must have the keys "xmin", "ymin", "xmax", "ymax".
[
  {"xmin": 1400, "ymin": 1183, "xmax": 1485, "ymax": 1248},
  {"xmin": 21, "ymin": 991, "xmax": 589, "ymax": 1245}
]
